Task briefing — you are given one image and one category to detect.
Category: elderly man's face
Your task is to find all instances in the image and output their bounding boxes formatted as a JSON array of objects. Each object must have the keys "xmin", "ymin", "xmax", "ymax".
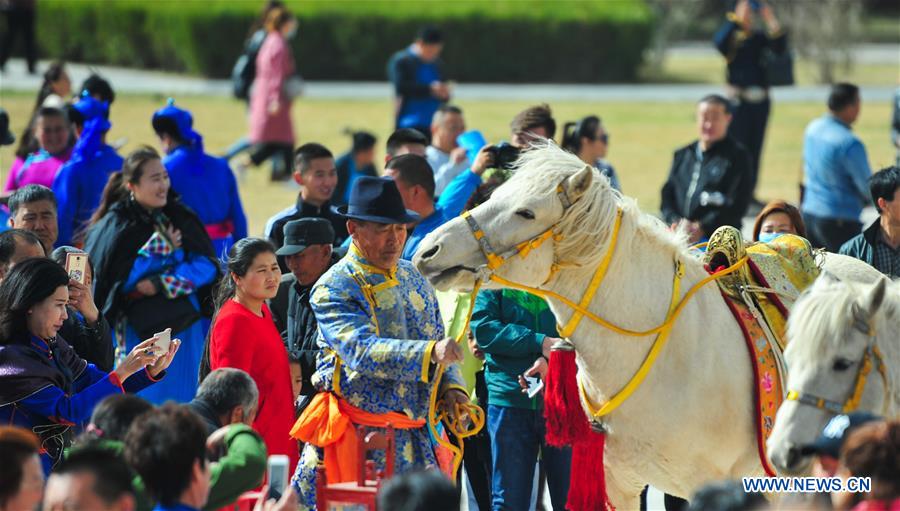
[
  {"xmin": 349, "ymin": 220, "xmax": 407, "ymax": 270},
  {"xmin": 285, "ymin": 244, "xmax": 333, "ymax": 286},
  {"xmin": 11, "ymin": 199, "xmax": 58, "ymax": 252}
]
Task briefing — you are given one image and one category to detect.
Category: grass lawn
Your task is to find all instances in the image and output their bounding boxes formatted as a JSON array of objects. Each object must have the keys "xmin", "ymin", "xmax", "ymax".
[{"xmin": 1, "ymin": 94, "xmax": 895, "ymax": 235}]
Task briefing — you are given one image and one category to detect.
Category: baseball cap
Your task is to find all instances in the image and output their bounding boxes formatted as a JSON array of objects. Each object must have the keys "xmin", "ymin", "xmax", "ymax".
[
  {"xmin": 799, "ymin": 411, "xmax": 882, "ymax": 459},
  {"xmin": 276, "ymin": 218, "xmax": 335, "ymax": 256}
]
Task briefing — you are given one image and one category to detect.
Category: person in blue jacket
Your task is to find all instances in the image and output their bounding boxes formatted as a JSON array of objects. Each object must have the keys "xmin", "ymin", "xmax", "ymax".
[
  {"xmin": 387, "ymin": 25, "xmax": 450, "ymax": 139},
  {"xmin": 382, "ymin": 151, "xmax": 486, "ymax": 260},
  {"xmin": 53, "ymin": 93, "xmax": 124, "ymax": 247},
  {"xmin": 0, "ymin": 258, "xmax": 177, "ymax": 474},
  {"xmin": 152, "ymin": 99, "xmax": 248, "ymax": 260}
]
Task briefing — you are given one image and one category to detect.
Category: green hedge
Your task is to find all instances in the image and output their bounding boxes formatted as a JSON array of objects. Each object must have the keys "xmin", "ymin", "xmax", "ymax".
[{"xmin": 36, "ymin": 0, "xmax": 655, "ymax": 83}]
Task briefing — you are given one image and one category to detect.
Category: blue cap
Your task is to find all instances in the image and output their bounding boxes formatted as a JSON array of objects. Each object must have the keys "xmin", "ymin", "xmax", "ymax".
[
  {"xmin": 152, "ymin": 98, "xmax": 201, "ymax": 147},
  {"xmin": 73, "ymin": 91, "xmax": 112, "ymax": 132}
]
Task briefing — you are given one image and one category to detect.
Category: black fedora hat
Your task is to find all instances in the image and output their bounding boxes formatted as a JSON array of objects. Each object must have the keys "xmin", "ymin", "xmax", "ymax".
[{"xmin": 332, "ymin": 176, "xmax": 420, "ymax": 224}]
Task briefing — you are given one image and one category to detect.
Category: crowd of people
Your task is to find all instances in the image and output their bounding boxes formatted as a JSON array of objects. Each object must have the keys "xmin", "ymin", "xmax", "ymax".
[{"xmin": 1, "ymin": 0, "xmax": 899, "ymax": 510}]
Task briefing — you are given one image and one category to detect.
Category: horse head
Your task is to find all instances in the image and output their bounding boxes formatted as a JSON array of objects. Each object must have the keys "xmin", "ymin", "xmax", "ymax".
[
  {"xmin": 414, "ymin": 143, "xmax": 616, "ymax": 292},
  {"xmin": 768, "ymin": 275, "xmax": 895, "ymax": 474}
]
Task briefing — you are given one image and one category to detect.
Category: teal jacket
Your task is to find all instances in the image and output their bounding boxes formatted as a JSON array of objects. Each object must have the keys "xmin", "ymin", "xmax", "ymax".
[{"xmin": 470, "ymin": 289, "xmax": 556, "ymax": 410}]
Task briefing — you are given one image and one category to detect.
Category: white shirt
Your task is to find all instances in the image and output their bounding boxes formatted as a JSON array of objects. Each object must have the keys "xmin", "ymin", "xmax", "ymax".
[{"xmin": 426, "ymin": 145, "xmax": 469, "ymax": 198}]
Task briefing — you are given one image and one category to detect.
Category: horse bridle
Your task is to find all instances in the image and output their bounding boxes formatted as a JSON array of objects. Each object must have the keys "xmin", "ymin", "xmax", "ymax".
[{"xmin": 785, "ymin": 319, "xmax": 889, "ymax": 416}]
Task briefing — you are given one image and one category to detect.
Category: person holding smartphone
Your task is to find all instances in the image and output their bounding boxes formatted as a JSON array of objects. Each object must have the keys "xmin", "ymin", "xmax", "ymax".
[
  {"xmin": 0, "ymin": 258, "xmax": 177, "ymax": 474},
  {"xmin": 50, "ymin": 246, "xmax": 116, "ymax": 372},
  {"xmin": 86, "ymin": 147, "xmax": 219, "ymax": 405},
  {"xmin": 714, "ymin": 0, "xmax": 786, "ymax": 210}
]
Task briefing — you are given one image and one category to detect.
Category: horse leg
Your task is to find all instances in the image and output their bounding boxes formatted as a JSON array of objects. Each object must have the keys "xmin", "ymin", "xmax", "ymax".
[{"xmin": 604, "ymin": 464, "xmax": 645, "ymax": 511}]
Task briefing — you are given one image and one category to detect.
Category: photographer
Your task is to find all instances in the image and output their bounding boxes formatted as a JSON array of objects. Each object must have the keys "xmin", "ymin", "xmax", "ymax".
[{"xmin": 714, "ymin": 0, "xmax": 786, "ymax": 208}]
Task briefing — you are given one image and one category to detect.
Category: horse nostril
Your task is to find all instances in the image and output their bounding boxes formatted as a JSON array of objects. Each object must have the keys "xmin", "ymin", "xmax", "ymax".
[
  {"xmin": 420, "ymin": 244, "xmax": 439, "ymax": 260},
  {"xmin": 785, "ymin": 446, "xmax": 802, "ymax": 470}
]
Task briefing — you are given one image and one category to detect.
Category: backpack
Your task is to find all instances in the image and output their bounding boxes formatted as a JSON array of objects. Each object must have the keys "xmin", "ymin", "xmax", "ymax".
[{"xmin": 231, "ymin": 29, "xmax": 267, "ymax": 100}]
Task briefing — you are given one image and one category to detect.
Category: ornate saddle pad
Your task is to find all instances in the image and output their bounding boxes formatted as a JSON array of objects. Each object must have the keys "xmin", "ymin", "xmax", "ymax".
[{"xmin": 705, "ymin": 228, "xmax": 820, "ymax": 476}]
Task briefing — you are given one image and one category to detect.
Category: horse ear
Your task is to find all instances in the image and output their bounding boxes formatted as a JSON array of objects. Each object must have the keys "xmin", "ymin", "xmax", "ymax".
[
  {"xmin": 563, "ymin": 165, "xmax": 594, "ymax": 204},
  {"xmin": 855, "ymin": 277, "xmax": 887, "ymax": 323}
]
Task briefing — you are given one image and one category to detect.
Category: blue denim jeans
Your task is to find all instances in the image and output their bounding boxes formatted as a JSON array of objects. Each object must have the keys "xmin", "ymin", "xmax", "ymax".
[{"xmin": 487, "ymin": 404, "xmax": 571, "ymax": 511}]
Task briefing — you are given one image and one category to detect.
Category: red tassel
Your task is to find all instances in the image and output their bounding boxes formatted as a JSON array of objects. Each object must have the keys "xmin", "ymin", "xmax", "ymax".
[
  {"xmin": 567, "ymin": 431, "xmax": 613, "ymax": 511},
  {"xmin": 544, "ymin": 348, "xmax": 590, "ymax": 446}
]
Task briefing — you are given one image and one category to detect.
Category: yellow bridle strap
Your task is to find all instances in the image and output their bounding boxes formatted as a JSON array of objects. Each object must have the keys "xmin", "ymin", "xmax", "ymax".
[
  {"xmin": 579, "ymin": 260, "xmax": 685, "ymax": 417},
  {"xmin": 786, "ymin": 345, "xmax": 889, "ymax": 415},
  {"xmin": 557, "ymin": 209, "xmax": 623, "ymax": 338},
  {"xmin": 490, "ymin": 256, "xmax": 749, "ymax": 338},
  {"xmin": 427, "ymin": 280, "xmax": 486, "ymax": 482},
  {"xmin": 462, "ymin": 210, "xmax": 558, "ymax": 272}
]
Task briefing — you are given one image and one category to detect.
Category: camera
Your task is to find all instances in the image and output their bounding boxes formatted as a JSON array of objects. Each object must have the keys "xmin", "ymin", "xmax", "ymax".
[{"xmin": 486, "ymin": 142, "xmax": 521, "ymax": 171}]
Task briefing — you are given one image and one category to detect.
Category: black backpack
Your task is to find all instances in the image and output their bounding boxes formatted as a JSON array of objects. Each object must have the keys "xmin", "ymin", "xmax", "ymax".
[{"xmin": 231, "ymin": 30, "xmax": 267, "ymax": 100}]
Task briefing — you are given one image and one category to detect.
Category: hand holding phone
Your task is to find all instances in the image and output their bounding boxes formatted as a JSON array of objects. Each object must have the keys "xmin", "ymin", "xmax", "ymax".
[
  {"xmin": 152, "ymin": 328, "xmax": 172, "ymax": 357},
  {"xmin": 524, "ymin": 375, "xmax": 544, "ymax": 398},
  {"xmin": 65, "ymin": 253, "xmax": 88, "ymax": 285},
  {"xmin": 267, "ymin": 455, "xmax": 290, "ymax": 501}
]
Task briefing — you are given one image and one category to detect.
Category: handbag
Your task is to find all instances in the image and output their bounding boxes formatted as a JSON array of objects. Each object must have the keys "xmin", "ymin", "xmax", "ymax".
[
  {"xmin": 124, "ymin": 293, "xmax": 200, "ymax": 340},
  {"xmin": 762, "ymin": 47, "xmax": 794, "ymax": 87}
]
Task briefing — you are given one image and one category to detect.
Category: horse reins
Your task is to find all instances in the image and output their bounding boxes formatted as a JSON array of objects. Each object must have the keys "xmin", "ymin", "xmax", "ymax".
[{"xmin": 460, "ymin": 174, "xmax": 751, "ymax": 418}]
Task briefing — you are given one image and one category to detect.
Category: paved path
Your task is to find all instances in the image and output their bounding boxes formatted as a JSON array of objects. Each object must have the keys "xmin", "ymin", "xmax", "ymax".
[{"xmin": 2, "ymin": 55, "xmax": 896, "ymax": 103}]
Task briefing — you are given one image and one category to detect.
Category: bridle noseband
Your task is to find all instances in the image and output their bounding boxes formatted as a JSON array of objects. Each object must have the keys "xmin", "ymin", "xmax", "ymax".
[{"xmin": 785, "ymin": 320, "xmax": 889, "ymax": 416}]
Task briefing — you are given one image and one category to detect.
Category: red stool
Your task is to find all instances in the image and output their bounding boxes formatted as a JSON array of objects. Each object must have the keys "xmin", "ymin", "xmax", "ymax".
[{"xmin": 316, "ymin": 424, "xmax": 395, "ymax": 511}]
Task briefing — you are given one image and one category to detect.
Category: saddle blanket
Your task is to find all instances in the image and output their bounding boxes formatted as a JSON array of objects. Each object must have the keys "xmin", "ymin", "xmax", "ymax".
[{"xmin": 714, "ymin": 234, "xmax": 820, "ymax": 476}]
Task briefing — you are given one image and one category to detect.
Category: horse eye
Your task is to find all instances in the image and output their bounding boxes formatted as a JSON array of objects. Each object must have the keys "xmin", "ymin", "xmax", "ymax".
[
  {"xmin": 516, "ymin": 209, "xmax": 535, "ymax": 220},
  {"xmin": 832, "ymin": 358, "xmax": 853, "ymax": 371}
]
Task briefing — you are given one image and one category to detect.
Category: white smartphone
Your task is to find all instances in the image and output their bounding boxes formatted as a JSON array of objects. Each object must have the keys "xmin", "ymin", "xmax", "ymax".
[
  {"xmin": 267, "ymin": 454, "xmax": 290, "ymax": 500},
  {"xmin": 525, "ymin": 375, "xmax": 544, "ymax": 398},
  {"xmin": 152, "ymin": 328, "xmax": 171, "ymax": 357},
  {"xmin": 65, "ymin": 253, "xmax": 88, "ymax": 285}
]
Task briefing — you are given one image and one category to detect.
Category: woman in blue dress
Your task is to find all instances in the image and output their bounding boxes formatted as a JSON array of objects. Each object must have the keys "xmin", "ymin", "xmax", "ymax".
[{"xmin": 86, "ymin": 146, "xmax": 219, "ymax": 404}]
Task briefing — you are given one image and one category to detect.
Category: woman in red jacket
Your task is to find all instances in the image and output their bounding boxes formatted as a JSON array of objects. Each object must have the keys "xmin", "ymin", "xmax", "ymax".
[{"xmin": 200, "ymin": 237, "xmax": 298, "ymax": 471}]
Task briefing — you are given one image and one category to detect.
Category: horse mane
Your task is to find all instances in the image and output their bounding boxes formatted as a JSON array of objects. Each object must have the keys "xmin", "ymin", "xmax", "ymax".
[
  {"xmin": 508, "ymin": 142, "xmax": 689, "ymax": 268},
  {"xmin": 787, "ymin": 276, "xmax": 900, "ymax": 363}
]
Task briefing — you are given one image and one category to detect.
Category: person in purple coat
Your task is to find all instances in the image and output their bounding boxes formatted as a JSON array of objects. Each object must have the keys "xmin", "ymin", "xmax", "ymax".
[{"xmin": 0, "ymin": 258, "xmax": 178, "ymax": 474}]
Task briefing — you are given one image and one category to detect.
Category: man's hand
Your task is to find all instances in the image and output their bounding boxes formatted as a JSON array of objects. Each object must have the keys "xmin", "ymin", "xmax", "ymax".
[
  {"xmin": 541, "ymin": 336, "xmax": 563, "ymax": 359},
  {"xmin": 253, "ymin": 486, "xmax": 298, "ymax": 511},
  {"xmin": 450, "ymin": 147, "xmax": 468, "ymax": 165},
  {"xmin": 430, "ymin": 81, "xmax": 450, "ymax": 101},
  {"xmin": 518, "ymin": 357, "xmax": 549, "ymax": 392},
  {"xmin": 68, "ymin": 279, "xmax": 99, "ymax": 324},
  {"xmin": 470, "ymin": 145, "xmax": 495, "ymax": 176},
  {"xmin": 441, "ymin": 389, "xmax": 471, "ymax": 424},
  {"xmin": 433, "ymin": 337, "xmax": 463, "ymax": 365}
]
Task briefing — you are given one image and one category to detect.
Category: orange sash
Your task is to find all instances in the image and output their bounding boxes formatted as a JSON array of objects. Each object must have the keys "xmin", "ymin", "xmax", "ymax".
[{"xmin": 289, "ymin": 392, "xmax": 425, "ymax": 484}]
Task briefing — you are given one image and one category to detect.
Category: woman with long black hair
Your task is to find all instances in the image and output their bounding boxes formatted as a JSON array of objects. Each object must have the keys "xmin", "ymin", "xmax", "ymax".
[
  {"xmin": 86, "ymin": 146, "xmax": 219, "ymax": 404},
  {"xmin": 0, "ymin": 258, "xmax": 176, "ymax": 474},
  {"xmin": 201, "ymin": 237, "xmax": 297, "ymax": 472},
  {"xmin": 561, "ymin": 115, "xmax": 621, "ymax": 192}
]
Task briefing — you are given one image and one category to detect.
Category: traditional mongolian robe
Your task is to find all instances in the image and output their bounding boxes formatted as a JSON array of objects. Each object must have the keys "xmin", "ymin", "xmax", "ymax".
[{"xmin": 290, "ymin": 244, "xmax": 466, "ymax": 509}]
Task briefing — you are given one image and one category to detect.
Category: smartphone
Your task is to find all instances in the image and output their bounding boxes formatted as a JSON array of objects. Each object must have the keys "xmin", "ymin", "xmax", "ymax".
[
  {"xmin": 267, "ymin": 454, "xmax": 290, "ymax": 500},
  {"xmin": 152, "ymin": 328, "xmax": 171, "ymax": 357},
  {"xmin": 65, "ymin": 253, "xmax": 88, "ymax": 285},
  {"xmin": 525, "ymin": 375, "xmax": 544, "ymax": 398}
]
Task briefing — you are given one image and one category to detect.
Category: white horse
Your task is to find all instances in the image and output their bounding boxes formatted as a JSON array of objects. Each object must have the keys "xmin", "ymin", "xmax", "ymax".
[
  {"xmin": 767, "ymin": 275, "xmax": 900, "ymax": 474},
  {"xmin": 413, "ymin": 143, "xmax": 884, "ymax": 508}
]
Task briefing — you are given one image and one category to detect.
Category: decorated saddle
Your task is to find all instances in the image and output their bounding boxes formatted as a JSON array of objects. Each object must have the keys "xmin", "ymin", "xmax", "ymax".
[{"xmin": 705, "ymin": 226, "xmax": 820, "ymax": 476}]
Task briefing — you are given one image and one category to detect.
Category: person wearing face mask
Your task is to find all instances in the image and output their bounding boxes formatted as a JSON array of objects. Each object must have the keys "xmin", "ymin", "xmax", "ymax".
[
  {"xmin": 0, "ymin": 258, "xmax": 176, "ymax": 474},
  {"xmin": 289, "ymin": 176, "xmax": 468, "ymax": 510},
  {"xmin": 4, "ymin": 107, "xmax": 72, "ymax": 193},
  {"xmin": 85, "ymin": 147, "xmax": 219, "ymax": 405},
  {"xmin": 561, "ymin": 115, "xmax": 621, "ymax": 192},
  {"xmin": 200, "ymin": 238, "xmax": 298, "ymax": 474},
  {"xmin": 752, "ymin": 200, "xmax": 806, "ymax": 243},
  {"xmin": 238, "ymin": 6, "xmax": 299, "ymax": 182}
]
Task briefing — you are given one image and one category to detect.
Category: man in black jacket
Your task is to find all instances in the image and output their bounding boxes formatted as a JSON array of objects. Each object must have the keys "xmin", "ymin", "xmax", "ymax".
[
  {"xmin": 270, "ymin": 218, "xmax": 341, "ymax": 401},
  {"xmin": 661, "ymin": 94, "xmax": 753, "ymax": 243},
  {"xmin": 387, "ymin": 26, "xmax": 450, "ymax": 139},
  {"xmin": 839, "ymin": 166, "xmax": 900, "ymax": 278}
]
